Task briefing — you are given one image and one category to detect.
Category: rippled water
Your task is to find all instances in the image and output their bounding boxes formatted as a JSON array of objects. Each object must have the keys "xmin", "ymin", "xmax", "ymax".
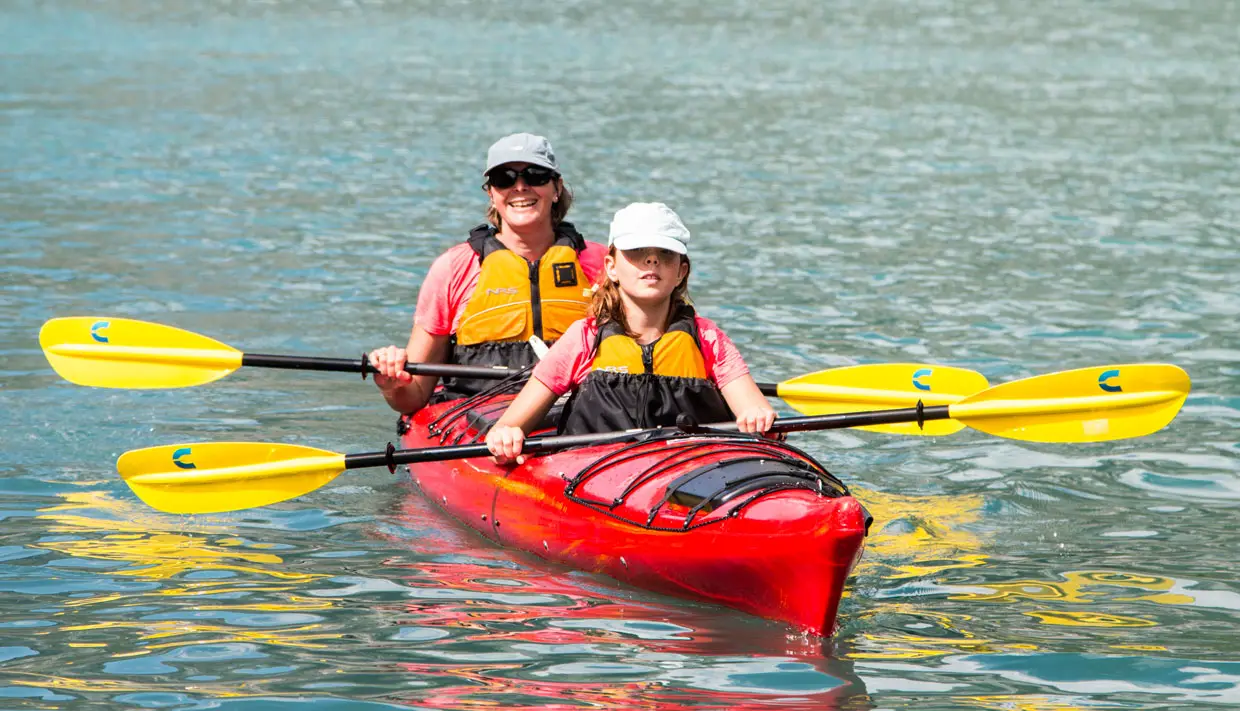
[{"xmin": 3, "ymin": 0, "xmax": 1238, "ymax": 708}]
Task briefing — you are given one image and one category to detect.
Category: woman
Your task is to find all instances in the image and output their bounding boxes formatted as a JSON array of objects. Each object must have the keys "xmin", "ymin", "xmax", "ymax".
[
  {"xmin": 370, "ymin": 133, "xmax": 608, "ymax": 413},
  {"xmin": 485, "ymin": 202, "xmax": 777, "ymax": 464}
]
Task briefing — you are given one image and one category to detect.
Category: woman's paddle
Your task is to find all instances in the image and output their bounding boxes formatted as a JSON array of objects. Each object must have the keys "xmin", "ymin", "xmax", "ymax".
[
  {"xmin": 117, "ymin": 364, "xmax": 1189, "ymax": 514},
  {"xmin": 39, "ymin": 316, "xmax": 989, "ymax": 435}
]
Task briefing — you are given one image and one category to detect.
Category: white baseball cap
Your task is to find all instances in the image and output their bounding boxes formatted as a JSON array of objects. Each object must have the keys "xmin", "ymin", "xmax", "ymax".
[{"xmin": 608, "ymin": 202, "xmax": 690, "ymax": 255}]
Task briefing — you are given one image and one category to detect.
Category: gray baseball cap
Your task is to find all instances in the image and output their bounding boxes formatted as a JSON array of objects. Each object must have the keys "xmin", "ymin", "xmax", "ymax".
[{"xmin": 484, "ymin": 133, "xmax": 559, "ymax": 175}]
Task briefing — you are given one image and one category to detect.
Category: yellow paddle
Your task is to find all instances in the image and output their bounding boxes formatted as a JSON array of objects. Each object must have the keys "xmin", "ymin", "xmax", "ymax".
[
  {"xmin": 37, "ymin": 316, "xmax": 514, "ymax": 389},
  {"xmin": 773, "ymin": 364, "xmax": 988, "ymax": 435},
  {"xmin": 39, "ymin": 316, "xmax": 988, "ymax": 433},
  {"xmin": 118, "ymin": 364, "xmax": 1189, "ymax": 514}
]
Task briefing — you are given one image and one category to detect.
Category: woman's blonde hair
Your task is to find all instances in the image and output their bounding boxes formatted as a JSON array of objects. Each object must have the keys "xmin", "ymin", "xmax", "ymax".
[
  {"xmin": 486, "ymin": 177, "xmax": 573, "ymax": 230},
  {"xmin": 588, "ymin": 246, "xmax": 692, "ymax": 338}
]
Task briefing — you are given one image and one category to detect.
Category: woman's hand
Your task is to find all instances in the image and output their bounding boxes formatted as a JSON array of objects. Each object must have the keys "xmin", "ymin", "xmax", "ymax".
[
  {"xmin": 735, "ymin": 404, "xmax": 777, "ymax": 436},
  {"xmin": 368, "ymin": 345, "xmax": 412, "ymax": 392},
  {"xmin": 486, "ymin": 424, "xmax": 527, "ymax": 465}
]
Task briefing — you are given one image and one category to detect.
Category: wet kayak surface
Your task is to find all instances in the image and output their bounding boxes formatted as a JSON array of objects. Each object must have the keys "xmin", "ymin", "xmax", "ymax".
[{"xmin": 2, "ymin": 1, "xmax": 1238, "ymax": 709}]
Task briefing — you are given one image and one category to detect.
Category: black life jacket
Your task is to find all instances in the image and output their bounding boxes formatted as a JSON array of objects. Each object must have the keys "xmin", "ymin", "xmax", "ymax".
[
  {"xmin": 439, "ymin": 222, "xmax": 591, "ymax": 399},
  {"xmin": 557, "ymin": 303, "xmax": 733, "ymax": 435}
]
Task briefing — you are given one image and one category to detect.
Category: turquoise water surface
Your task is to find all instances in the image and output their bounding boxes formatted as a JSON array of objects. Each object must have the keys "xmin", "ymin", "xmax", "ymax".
[{"xmin": 3, "ymin": 1, "xmax": 1238, "ymax": 709}]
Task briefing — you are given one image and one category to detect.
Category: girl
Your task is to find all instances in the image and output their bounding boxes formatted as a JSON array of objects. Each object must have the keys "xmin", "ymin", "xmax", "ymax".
[{"xmin": 486, "ymin": 202, "xmax": 776, "ymax": 464}]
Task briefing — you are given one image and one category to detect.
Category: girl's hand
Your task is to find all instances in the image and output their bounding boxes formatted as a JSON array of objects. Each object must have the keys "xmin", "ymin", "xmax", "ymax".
[
  {"xmin": 368, "ymin": 345, "xmax": 412, "ymax": 391},
  {"xmin": 735, "ymin": 405, "xmax": 777, "ymax": 436},
  {"xmin": 486, "ymin": 424, "xmax": 527, "ymax": 465}
]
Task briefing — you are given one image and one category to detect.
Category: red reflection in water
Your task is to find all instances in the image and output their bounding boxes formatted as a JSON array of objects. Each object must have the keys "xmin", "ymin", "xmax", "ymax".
[
  {"xmin": 366, "ymin": 489, "xmax": 872, "ymax": 710},
  {"xmin": 392, "ymin": 661, "xmax": 862, "ymax": 711}
]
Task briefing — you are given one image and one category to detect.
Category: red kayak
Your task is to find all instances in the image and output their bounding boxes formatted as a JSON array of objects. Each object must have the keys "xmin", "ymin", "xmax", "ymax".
[{"xmin": 398, "ymin": 394, "xmax": 870, "ymax": 636}]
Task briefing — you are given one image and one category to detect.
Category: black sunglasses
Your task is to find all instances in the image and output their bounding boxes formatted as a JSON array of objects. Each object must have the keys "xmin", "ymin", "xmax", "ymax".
[{"xmin": 486, "ymin": 165, "xmax": 557, "ymax": 189}]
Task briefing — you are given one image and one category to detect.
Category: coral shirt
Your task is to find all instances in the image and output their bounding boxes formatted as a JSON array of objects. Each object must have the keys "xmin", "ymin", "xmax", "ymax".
[
  {"xmin": 532, "ymin": 316, "xmax": 750, "ymax": 396},
  {"xmin": 414, "ymin": 241, "xmax": 608, "ymax": 336}
]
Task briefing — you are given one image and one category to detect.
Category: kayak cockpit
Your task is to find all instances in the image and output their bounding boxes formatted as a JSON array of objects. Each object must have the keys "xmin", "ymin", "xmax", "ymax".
[{"xmin": 562, "ymin": 433, "xmax": 867, "ymax": 532}]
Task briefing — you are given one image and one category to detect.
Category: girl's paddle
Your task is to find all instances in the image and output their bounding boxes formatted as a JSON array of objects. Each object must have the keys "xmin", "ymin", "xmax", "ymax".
[
  {"xmin": 40, "ymin": 316, "xmax": 989, "ymax": 434},
  {"xmin": 117, "ymin": 364, "xmax": 1189, "ymax": 514}
]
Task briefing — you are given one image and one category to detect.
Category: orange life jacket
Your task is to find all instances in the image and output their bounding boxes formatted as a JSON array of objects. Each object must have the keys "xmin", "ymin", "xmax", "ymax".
[
  {"xmin": 557, "ymin": 303, "xmax": 733, "ymax": 434},
  {"xmin": 440, "ymin": 222, "xmax": 591, "ymax": 399}
]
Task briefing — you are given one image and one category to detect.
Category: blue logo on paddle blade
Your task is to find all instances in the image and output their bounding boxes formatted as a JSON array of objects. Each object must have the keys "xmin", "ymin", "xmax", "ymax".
[
  {"xmin": 913, "ymin": 368, "xmax": 932, "ymax": 391},
  {"xmin": 1098, "ymin": 369, "xmax": 1122, "ymax": 393},
  {"xmin": 172, "ymin": 447, "xmax": 197, "ymax": 470},
  {"xmin": 90, "ymin": 321, "xmax": 110, "ymax": 343}
]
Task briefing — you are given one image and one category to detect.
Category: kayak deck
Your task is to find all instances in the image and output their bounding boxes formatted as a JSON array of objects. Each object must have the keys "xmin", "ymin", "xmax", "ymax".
[{"xmin": 398, "ymin": 395, "xmax": 869, "ymax": 636}]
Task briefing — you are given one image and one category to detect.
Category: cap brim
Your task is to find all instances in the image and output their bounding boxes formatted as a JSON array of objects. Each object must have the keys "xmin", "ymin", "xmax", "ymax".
[
  {"xmin": 610, "ymin": 234, "xmax": 688, "ymax": 255},
  {"xmin": 484, "ymin": 152, "xmax": 559, "ymax": 175}
]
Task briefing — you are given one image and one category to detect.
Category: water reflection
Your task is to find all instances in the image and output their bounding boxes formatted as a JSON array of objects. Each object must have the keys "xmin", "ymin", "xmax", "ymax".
[
  {"xmin": 375, "ymin": 490, "xmax": 875, "ymax": 710},
  {"xmin": 7, "ymin": 448, "xmax": 1231, "ymax": 708},
  {"xmin": 1024, "ymin": 610, "xmax": 1155, "ymax": 628},
  {"xmin": 924, "ymin": 653, "xmax": 1240, "ymax": 707},
  {"xmin": 847, "ymin": 610, "xmax": 1002, "ymax": 661},
  {"xmin": 855, "ymin": 488, "xmax": 988, "ymax": 580},
  {"xmin": 943, "ymin": 570, "xmax": 1213, "ymax": 613},
  {"xmin": 3, "ymin": 490, "xmax": 344, "ymax": 702}
]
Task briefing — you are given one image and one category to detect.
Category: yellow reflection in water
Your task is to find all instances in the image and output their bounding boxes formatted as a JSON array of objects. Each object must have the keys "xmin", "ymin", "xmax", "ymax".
[
  {"xmin": 854, "ymin": 568, "xmax": 1188, "ymax": 659},
  {"xmin": 27, "ymin": 491, "xmax": 342, "ymax": 668},
  {"xmin": 35, "ymin": 492, "xmax": 327, "ymax": 583},
  {"xmin": 8, "ymin": 673, "xmax": 249, "ymax": 699},
  {"xmin": 848, "ymin": 490, "xmax": 1002, "ymax": 660},
  {"xmin": 847, "ymin": 490, "xmax": 1196, "ymax": 663},
  {"xmin": 37, "ymin": 533, "xmax": 317, "ymax": 579},
  {"xmin": 1025, "ymin": 610, "xmax": 1156, "ymax": 628},
  {"xmin": 960, "ymin": 695, "xmax": 1093, "ymax": 711},
  {"xmin": 37, "ymin": 494, "xmax": 323, "ymax": 580},
  {"xmin": 847, "ymin": 609, "xmax": 1031, "ymax": 660},
  {"xmin": 60, "ymin": 619, "xmax": 336, "ymax": 649},
  {"xmin": 856, "ymin": 488, "xmax": 988, "ymax": 579},
  {"xmin": 948, "ymin": 570, "xmax": 1191, "ymax": 608}
]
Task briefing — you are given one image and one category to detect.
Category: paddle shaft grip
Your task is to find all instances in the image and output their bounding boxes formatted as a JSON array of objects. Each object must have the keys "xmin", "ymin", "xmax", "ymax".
[
  {"xmin": 241, "ymin": 354, "xmax": 515, "ymax": 380},
  {"xmin": 341, "ymin": 404, "xmax": 952, "ymax": 470},
  {"xmin": 343, "ymin": 429, "xmax": 647, "ymax": 469},
  {"xmin": 771, "ymin": 405, "xmax": 951, "ymax": 432},
  {"xmin": 677, "ymin": 405, "xmax": 952, "ymax": 436}
]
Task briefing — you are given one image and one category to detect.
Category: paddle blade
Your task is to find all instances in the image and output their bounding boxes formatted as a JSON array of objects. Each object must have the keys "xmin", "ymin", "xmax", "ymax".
[
  {"xmin": 118, "ymin": 442, "xmax": 346, "ymax": 514},
  {"xmin": 951, "ymin": 364, "xmax": 1190, "ymax": 443},
  {"xmin": 777, "ymin": 364, "xmax": 990, "ymax": 435},
  {"xmin": 40, "ymin": 317, "xmax": 243, "ymax": 389}
]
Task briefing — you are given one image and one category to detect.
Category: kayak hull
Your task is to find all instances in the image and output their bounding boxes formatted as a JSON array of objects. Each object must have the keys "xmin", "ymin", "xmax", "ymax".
[{"xmin": 400, "ymin": 398, "xmax": 869, "ymax": 636}]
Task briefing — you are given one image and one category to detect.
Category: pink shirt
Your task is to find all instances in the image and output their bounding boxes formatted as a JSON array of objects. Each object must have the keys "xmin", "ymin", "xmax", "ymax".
[
  {"xmin": 532, "ymin": 316, "xmax": 750, "ymax": 396},
  {"xmin": 414, "ymin": 241, "xmax": 609, "ymax": 335}
]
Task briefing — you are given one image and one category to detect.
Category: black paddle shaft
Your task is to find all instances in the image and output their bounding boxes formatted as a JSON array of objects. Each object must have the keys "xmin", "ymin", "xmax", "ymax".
[
  {"xmin": 341, "ymin": 403, "xmax": 952, "ymax": 471},
  {"xmin": 242, "ymin": 352, "xmax": 782, "ymax": 393},
  {"xmin": 241, "ymin": 353, "xmax": 514, "ymax": 380}
]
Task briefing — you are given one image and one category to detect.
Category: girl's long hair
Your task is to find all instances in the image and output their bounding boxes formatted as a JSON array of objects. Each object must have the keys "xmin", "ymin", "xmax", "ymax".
[
  {"xmin": 588, "ymin": 246, "xmax": 692, "ymax": 338},
  {"xmin": 487, "ymin": 177, "xmax": 573, "ymax": 230}
]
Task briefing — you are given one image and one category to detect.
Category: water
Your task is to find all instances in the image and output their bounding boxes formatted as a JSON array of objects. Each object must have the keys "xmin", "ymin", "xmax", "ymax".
[{"xmin": 3, "ymin": 0, "xmax": 1238, "ymax": 708}]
